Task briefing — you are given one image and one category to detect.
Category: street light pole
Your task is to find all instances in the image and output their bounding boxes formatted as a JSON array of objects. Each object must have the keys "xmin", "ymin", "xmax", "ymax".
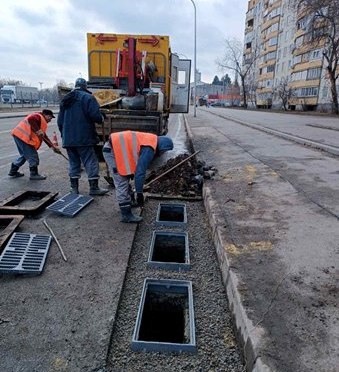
[{"xmin": 190, "ymin": 0, "xmax": 197, "ymax": 117}]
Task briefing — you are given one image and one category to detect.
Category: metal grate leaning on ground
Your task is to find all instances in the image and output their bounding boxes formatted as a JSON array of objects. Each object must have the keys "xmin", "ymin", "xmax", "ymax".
[
  {"xmin": 47, "ymin": 193, "xmax": 94, "ymax": 217},
  {"xmin": 0, "ymin": 233, "xmax": 52, "ymax": 275}
]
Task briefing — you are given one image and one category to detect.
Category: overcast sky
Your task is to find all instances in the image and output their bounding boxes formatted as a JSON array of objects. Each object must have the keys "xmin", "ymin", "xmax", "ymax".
[{"xmin": 0, "ymin": 0, "xmax": 248, "ymax": 89}]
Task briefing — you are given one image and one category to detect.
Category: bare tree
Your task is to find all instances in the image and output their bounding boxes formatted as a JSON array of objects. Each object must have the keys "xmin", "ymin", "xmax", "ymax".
[
  {"xmin": 217, "ymin": 38, "xmax": 259, "ymax": 108},
  {"xmin": 273, "ymin": 77, "xmax": 294, "ymax": 110},
  {"xmin": 296, "ymin": 0, "xmax": 339, "ymax": 114},
  {"xmin": 245, "ymin": 74, "xmax": 258, "ymax": 108}
]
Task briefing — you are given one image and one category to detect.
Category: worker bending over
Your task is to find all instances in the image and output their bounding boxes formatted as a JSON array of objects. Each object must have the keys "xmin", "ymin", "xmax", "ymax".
[
  {"xmin": 103, "ymin": 130, "xmax": 173, "ymax": 223},
  {"xmin": 9, "ymin": 109, "xmax": 60, "ymax": 180}
]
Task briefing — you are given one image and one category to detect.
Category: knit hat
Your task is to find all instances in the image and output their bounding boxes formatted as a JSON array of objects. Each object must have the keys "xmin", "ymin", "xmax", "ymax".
[{"xmin": 157, "ymin": 136, "xmax": 174, "ymax": 152}]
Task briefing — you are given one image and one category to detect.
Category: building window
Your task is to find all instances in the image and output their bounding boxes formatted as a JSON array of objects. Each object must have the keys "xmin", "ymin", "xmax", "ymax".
[
  {"xmin": 310, "ymin": 49, "xmax": 322, "ymax": 60},
  {"xmin": 268, "ymin": 37, "xmax": 278, "ymax": 46},
  {"xmin": 248, "ymin": 19, "xmax": 254, "ymax": 27},
  {"xmin": 295, "ymin": 87, "xmax": 319, "ymax": 97},
  {"xmin": 267, "ymin": 65, "xmax": 275, "ymax": 72},
  {"xmin": 307, "ymin": 68, "xmax": 321, "ymax": 80},
  {"xmin": 321, "ymin": 86, "xmax": 328, "ymax": 99},
  {"xmin": 293, "ymin": 55, "xmax": 302, "ymax": 65}
]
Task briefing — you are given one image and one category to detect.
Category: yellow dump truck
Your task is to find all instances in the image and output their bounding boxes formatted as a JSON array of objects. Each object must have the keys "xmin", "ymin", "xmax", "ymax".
[{"xmin": 86, "ymin": 33, "xmax": 191, "ymax": 143}]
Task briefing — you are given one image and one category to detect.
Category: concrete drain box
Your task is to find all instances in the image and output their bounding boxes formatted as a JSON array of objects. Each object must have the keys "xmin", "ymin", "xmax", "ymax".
[
  {"xmin": 0, "ymin": 191, "xmax": 58, "ymax": 215},
  {"xmin": 131, "ymin": 278, "xmax": 196, "ymax": 353},
  {"xmin": 0, "ymin": 215, "xmax": 25, "ymax": 253},
  {"xmin": 156, "ymin": 203, "xmax": 187, "ymax": 227},
  {"xmin": 148, "ymin": 231, "xmax": 190, "ymax": 271}
]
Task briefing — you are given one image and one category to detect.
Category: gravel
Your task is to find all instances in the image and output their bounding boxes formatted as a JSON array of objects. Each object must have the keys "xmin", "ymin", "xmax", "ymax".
[{"xmin": 106, "ymin": 199, "xmax": 245, "ymax": 372}]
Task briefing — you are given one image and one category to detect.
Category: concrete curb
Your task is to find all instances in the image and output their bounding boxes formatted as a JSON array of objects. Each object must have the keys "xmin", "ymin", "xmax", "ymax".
[{"xmin": 183, "ymin": 113, "xmax": 273, "ymax": 372}]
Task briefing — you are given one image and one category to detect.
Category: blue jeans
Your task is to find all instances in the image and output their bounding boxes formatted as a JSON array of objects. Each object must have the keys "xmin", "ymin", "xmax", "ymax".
[
  {"xmin": 66, "ymin": 146, "xmax": 99, "ymax": 180},
  {"xmin": 12, "ymin": 135, "xmax": 39, "ymax": 167}
]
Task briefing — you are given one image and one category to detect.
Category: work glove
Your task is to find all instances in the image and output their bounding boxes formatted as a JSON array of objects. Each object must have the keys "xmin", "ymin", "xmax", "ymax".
[
  {"xmin": 136, "ymin": 193, "xmax": 144, "ymax": 207},
  {"xmin": 53, "ymin": 147, "xmax": 62, "ymax": 154},
  {"xmin": 36, "ymin": 129, "xmax": 44, "ymax": 138}
]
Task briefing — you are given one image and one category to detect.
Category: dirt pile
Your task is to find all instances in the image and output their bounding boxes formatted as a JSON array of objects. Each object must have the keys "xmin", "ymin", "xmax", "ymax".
[{"xmin": 145, "ymin": 153, "xmax": 217, "ymax": 197}]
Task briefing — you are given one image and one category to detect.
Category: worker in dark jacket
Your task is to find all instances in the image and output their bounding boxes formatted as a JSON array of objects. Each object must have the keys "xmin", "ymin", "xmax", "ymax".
[
  {"xmin": 9, "ymin": 109, "xmax": 60, "ymax": 180},
  {"xmin": 103, "ymin": 130, "xmax": 173, "ymax": 223},
  {"xmin": 58, "ymin": 78, "xmax": 108, "ymax": 195}
]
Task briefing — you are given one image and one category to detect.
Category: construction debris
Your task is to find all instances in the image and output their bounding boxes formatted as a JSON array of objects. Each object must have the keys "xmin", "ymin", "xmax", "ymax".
[{"xmin": 145, "ymin": 153, "xmax": 217, "ymax": 197}]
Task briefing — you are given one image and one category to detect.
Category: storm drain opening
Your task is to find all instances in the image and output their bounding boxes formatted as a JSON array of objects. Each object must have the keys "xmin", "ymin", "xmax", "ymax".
[
  {"xmin": 131, "ymin": 278, "xmax": 196, "ymax": 353},
  {"xmin": 148, "ymin": 231, "xmax": 190, "ymax": 271},
  {"xmin": 0, "ymin": 215, "xmax": 25, "ymax": 252},
  {"xmin": 156, "ymin": 203, "xmax": 187, "ymax": 226},
  {"xmin": 0, "ymin": 191, "xmax": 58, "ymax": 215}
]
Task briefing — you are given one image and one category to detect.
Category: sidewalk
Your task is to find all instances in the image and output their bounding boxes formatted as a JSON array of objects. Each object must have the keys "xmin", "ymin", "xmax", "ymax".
[{"xmin": 185, "ymin": 110, "xmax": 338, "ymax": 372}]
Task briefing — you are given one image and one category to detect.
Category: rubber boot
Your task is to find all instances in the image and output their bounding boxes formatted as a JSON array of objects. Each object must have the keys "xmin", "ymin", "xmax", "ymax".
[
  {"xmin": 29, "ymin": 166, "xmax": 46, "ymax": 180},
  {"xmin": 8, "ymin": 163, "xmax": 24, "ymax": 178},
  {"xmin": 120, "ymin": 204, "xmax": 143, "ymax": 223},
  {"xmin": 89, "ymin": 179, "xmax": 108, "ymax": 196},
  {"xmin": 70, "ymin": 178, "xmax": 79, "ymax": 194}
]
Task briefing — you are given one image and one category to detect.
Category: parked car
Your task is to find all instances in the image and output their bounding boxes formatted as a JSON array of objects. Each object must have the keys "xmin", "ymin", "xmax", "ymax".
[{"xmin": 36, "ymin": 99, "xmax": 47, "ymax": 105}]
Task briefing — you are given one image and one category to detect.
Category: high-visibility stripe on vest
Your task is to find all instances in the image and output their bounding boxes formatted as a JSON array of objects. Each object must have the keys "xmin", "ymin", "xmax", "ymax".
[
  {"xmin": 110, "ymin": 131, "xmax": 158, "ymax": 175},
  {"xmin": 11, "ymin": 113, "xmax": 47, "ymax": 150}
]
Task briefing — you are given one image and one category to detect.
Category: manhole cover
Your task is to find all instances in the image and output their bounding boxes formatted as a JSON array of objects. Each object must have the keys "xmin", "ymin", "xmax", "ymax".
[
  {"xmin": 0, "ymin": 232, "xmax": 52, "ymax": 275},
  {"xmin": 0, "ymin": 191, "xmax": 58, "ymax": 215},
  {"xmin": 47, "ymin": 193, "xmax": 93, "ymax": 217},
  {"xmin": 0, "ymin": 215, "xmax": 25, "ymax": 253}
]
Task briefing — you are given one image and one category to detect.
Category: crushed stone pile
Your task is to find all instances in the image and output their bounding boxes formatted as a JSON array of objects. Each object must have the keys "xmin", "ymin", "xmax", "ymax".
[{"xmin": 145, "ymin": 153, "xmax": 217, "ymax": 197}]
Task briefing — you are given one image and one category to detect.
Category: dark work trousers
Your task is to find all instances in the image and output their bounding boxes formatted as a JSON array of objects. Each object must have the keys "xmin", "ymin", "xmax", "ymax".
[
  {"xmin": 12, "ymin": 135, "xmax": 39, "ymax": 167},
  {"xmin": 66, "ymin": 146, "xmax": 99, "ymax": 180}
]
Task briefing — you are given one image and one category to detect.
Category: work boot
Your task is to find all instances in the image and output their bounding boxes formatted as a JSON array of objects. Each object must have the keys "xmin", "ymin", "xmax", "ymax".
[
  {"xmin": 70, "ymin": 178, "xmax": 79, "ymax": 194},
  {"xmin": 120, "ymin": 204, "xmax": 143, "ymax": 223},
  {"xmin": 29, "ymin": 166, "xmax": 46, "ymax": 180},
  {"xmin": 88, "ymin": 179, "xmax": 108, "ymax": 196},
  {"xmin": 8, "ymin": 163, "xmax": 24, "ymax": 178}
]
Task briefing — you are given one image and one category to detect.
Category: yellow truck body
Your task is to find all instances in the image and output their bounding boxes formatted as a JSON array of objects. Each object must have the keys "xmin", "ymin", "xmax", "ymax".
[{"xmin": 86, "ymin": 33, "xmax": 191, "ymax": 140}]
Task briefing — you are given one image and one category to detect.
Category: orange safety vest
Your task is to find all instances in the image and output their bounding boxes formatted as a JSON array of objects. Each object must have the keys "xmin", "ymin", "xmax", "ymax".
[
  {"xmin": 110, "ymin": 131, "xmax": 158, "ymax": 175},
  {"xmin": 11, "ymin": 113, "xmax": 47, "ymax": 150}
]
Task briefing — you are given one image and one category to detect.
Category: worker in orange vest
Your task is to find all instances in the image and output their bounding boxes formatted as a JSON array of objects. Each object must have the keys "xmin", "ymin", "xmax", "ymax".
[
  {"xmin": 9, "ymin": 109, "xmax": 61, "ymax": 180},
  {"xmin": 103, "ymin": 130, "xmax": 173, "ymax": 223}
]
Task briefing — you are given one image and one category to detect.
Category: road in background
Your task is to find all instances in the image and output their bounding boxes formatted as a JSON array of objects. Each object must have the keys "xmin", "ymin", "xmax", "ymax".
[{"xmin": 187, "ymin": 107, "xmax": 338, "ymax": 371}]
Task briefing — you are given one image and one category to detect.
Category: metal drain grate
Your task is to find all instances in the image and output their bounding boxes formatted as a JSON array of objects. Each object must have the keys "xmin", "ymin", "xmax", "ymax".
[
  {"xmin": 47, "ymin": 193, "xmax": 93, "ymax": 217},
  {"xmin": 0, "ymin": 233, "xmax": 52, "ymax": 275}
]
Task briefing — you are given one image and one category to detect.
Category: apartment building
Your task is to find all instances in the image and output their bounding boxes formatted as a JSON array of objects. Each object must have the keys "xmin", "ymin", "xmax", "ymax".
[{"xmin": 243, "ymin": 0, "xmax": 337, "ymax": 111}]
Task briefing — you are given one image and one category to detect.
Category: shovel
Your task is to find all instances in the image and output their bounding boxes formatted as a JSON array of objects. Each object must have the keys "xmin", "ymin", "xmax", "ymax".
[
  {"xmin": 104, "ymin": 163, "xmax": 114, "ymax": 186},
  {"xmin": 101, "ymin": 122, "xmax": 114, "ymax": 186}
]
